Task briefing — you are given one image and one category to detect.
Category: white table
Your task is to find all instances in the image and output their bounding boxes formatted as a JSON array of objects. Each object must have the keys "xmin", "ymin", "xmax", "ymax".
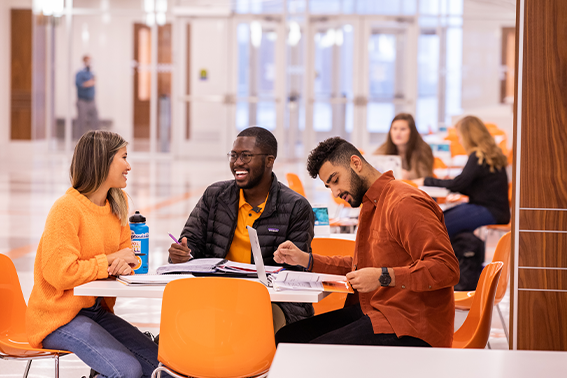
[
  {"xmin": 268, "ymin": 344, "xmax": 567, "ymax": 378},
  {"xmin": 74, "ymin": 278, "xmax": 329, "ymax": 303}
]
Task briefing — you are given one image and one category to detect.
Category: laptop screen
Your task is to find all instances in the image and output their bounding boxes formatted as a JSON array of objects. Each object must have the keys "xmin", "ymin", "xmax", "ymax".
[{"xmin": 246, "ymin": 226, "xmax": 269, "ymax": 286}]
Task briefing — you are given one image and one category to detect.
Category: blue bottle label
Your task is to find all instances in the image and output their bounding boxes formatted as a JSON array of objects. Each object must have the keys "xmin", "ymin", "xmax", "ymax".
[{"xmin": 130, "ymin": 228, "xmax": 149, "ymax": 274}]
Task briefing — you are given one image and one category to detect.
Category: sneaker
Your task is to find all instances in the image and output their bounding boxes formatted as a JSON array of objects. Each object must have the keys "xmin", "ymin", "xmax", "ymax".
[{"xmin": 89, "ymin": 368, "xmax": 98, "ymax": 378}]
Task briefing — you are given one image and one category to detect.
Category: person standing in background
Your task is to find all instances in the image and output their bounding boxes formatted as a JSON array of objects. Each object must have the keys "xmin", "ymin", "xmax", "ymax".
[{"xmin": 75, "ymin": 55, "xmax": 99, "ymax": 138}]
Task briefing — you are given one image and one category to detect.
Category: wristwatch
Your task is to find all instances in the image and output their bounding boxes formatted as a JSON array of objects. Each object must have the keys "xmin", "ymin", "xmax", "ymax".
[{"xmin": 379, "ymin": 267, "xmax": 391, "ymax": 287}]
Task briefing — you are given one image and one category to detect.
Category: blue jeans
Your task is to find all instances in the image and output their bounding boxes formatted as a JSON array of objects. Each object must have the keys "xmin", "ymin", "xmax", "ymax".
[
  {"xmin": 443, "ymin": 203, "xmax": 496, "ymax": 239},
  {"xmin": 43, "ymin": 298, "xmax": 159, "ymax": 378}
]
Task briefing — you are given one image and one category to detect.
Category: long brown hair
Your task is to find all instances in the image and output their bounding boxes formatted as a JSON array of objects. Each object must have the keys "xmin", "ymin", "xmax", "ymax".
[
  {"xmin": 70, "ymin": 131, "xmax": 129, "ymax": 225},
  {"xmin": 456, "ymin": 116, "xmax": 508, "ymax": 172},
  {"xmin": 379, "ymin": 113, "xmax": 431, "ymax": 171}
]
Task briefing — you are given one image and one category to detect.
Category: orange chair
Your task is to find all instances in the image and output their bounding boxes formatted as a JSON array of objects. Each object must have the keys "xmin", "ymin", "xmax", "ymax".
[
  {"xmin": 433, "ymin": 157, "xmax": 448, "ymax": 169},
  {"xmin": 452, "ymin": 261, "xmax": 503, "ymax": 349},
  {"xmin": 444, "ymin": 128, "xmax": 468, "ymax": 157},
  {"xmin": 0, "ymin": 254, "xmax": 71, "ymax": 378},
  {"xmin": 400, "ymin": 179, "xmax": 418, "ymax": 188},
  {"xmin": 310, "ymin": 238, "xmax": 356, "ymax": 315},
  {"xmin": 152, "ymin": 277, "xmax": 275, "ymax": 378},
  {"xmin": 286, "ymin": 172, "xmax": 306, "ymax": 198},
  {"xmin": 455, "ymin": 232, "xmax": 511, "ymax": 341}
]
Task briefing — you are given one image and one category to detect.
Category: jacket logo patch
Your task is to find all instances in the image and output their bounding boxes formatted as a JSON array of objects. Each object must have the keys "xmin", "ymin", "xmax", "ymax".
[{"xmin": 268, "ymin": 228, "xmax": 279, "ymax": 233}]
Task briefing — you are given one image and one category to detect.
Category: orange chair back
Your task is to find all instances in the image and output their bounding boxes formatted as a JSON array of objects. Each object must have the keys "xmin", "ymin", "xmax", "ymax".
[
  {"xmin": 0, "ymin": 254, "xmax": 28, "ymax": 339},
  {"xmin": 158, "ymin": 278, "xmax": 275, "ymax": 378},
  {"xmin": 433, "ymin": 157, "xmax": 448, "ymax": 169},
  {"xmin": 452, "ymin": 262, "xmax": 503, "ymax": 349},
  {"xmin": 0, "ymin": 254, "xmax": 69, "ymax": 357},
  {"xmin": 286, "ymin": 172, "xmax": 306, "ymax": 198},
  {"xmin": 400, "ymin": 179, "xmax": 418, "ymax": 188},
  {"xmin": 492, "ymin": 232, "xmax": 511, "ymax": 305},
  {"xmin": 311, "ymin": 238, "xmax": 356, "ymax": 315},
  {"xmin": 449, "ymin": 140, "xmax": 467, "ymax": 157}
]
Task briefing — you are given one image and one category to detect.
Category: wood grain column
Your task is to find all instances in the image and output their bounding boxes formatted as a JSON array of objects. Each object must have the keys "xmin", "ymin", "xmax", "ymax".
[{"xmin": 512, "ymin": 0, "xmax": 567, "ymax": 351}]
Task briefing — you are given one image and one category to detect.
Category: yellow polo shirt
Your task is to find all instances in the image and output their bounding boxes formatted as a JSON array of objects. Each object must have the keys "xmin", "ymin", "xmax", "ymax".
[{"xmin": 226, "ymin": 189, "xmax": 269, "ymax": 263}]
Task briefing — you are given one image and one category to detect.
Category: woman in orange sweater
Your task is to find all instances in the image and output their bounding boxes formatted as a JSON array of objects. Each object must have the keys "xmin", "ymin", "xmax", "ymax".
[{"xmin": 26, "ymin": 131, "xmax": 160, "ymax": 378}]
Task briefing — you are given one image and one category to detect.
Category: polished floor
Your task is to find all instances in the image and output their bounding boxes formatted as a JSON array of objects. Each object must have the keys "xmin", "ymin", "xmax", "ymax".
[{"xmin": 0, "ymin": 152, "xmax": 510, "ymax": 378}]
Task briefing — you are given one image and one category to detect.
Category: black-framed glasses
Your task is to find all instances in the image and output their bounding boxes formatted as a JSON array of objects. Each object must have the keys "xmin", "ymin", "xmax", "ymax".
[{"xmin": 227, "ymin": 152, "xmax": 269, "ymax": 163}]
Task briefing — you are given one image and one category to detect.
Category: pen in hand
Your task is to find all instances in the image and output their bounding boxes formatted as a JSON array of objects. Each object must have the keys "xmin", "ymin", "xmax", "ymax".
[
  {"xmin": 169, "ymin": 233, "xmax": 193, "ymax": 259},
  {"xmin": 168, "ymin": 233, "xmax": 180, "ymax": 244}
]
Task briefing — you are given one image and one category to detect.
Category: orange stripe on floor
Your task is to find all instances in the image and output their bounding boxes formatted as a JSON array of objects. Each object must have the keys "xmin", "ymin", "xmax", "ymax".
[
  {"xmin": 138, "ymin": 187, "xmax": 206, "ymax": 215},
  {"xmin": 4, "ymin": 244, "xmax": 38, "ymax": 260}
]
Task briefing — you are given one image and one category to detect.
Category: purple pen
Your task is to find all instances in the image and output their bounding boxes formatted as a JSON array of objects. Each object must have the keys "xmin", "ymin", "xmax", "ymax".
[{"xmin": 168, "ymin": 233, "xmax": 180, "ymax": 244}]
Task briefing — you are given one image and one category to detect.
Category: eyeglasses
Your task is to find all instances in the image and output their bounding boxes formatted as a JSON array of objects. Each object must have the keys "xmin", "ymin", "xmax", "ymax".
[{"xmin": 227, "ymin": 152, "xmax": 269, "ymax": 164}]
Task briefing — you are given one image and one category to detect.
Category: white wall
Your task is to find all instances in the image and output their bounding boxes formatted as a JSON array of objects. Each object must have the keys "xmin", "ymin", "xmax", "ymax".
[{"xmin": 461, "ymin": 0, "xmax": 516, "ymax": 142}]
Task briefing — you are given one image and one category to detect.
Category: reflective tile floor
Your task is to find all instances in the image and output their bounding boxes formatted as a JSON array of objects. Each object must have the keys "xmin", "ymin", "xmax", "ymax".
[{"xmin": 0, "ymin": 153, "xmax": 510, "ymax": 378}]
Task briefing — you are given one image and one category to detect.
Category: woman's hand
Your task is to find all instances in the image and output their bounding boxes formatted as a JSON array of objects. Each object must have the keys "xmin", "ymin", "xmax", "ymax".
[
  {"xmin": 107, "ymin": 248, "xmax": 137, "ymax": 267},
  {"xmin": 108, "ymin": 257, "xmax": 133, "ymax": 276},
  {"xmin": 274, "ymin": 241, "xmax": 310, "ymax": 268}
]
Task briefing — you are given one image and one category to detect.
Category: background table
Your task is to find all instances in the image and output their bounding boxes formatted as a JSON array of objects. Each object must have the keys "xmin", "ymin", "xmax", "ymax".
[
  {"xmin": 268, "ymin": 344, "xmax": 567, "ymax": 378},
  {"xmin": 74, "ymin": 278, "xmax": 330, "ymax": 303}
]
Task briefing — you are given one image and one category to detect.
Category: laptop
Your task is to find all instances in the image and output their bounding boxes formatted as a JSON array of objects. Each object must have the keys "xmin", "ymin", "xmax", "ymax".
[
  {"xmin": 247, "ymin": 225, "xmax": 272, "ymax": 287},
  {"xmin": 365, "ymin": 154, "xmax": 403, "ymax": 179}
]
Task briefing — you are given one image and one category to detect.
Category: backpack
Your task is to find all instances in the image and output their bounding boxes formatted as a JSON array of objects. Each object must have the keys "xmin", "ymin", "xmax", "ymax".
[{"xmin": 450, "ymin": 232, "xmax": 485, "ymax": 291}]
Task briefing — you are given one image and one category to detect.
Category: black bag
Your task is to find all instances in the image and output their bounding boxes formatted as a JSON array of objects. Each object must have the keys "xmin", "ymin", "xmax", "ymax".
[{"xmin": 451, "ymin": 232, "xmax": 485, "ymax": 291}]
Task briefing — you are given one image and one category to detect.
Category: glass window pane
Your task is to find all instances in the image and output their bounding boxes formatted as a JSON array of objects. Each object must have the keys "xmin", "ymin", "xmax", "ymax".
[
  {"xmin": 236, "ymin": 102, "xmax": 249, "ymax": 130},
  {"xmin": 288, "ymin": 0, "xmax": 306, "ymax": 14},
  {"xmin": 445, "ymin": 27, "xmax": 462, "ymax": 126},
  {"xmin": 256, "ymin": 102, "xmax": 276, "ymax": 130},
  {"xmin": 310, "ymin": 0, "xmax": 341, "ymax": 14},
  {"xmin": 367, "ymin": 103, "xmax": 394, "ymax": 133},
  {"xmin": 237, "ymin": 23, "xmax": 250, "ymax": 96},
  {"xmin": 419, "ymin": 0, "xmax": 439, "ymax": 15},
  {"xmin": 313, "ymin": 102, "xmax": 332, "ymax": 131},
  {"xmin": 357, "ymin": 0, "xmax": 402, "ymax": 15},
  {"xmin": 368, "ymin": 34, "xmax": 396, "ymax": 98},
  {"xmin": 416, "ymin": 97, "xmax": 438, "ymax": 133},
  {"xmin": 402, "ymin": 0, "xmax": 417, "ymax": 15}
]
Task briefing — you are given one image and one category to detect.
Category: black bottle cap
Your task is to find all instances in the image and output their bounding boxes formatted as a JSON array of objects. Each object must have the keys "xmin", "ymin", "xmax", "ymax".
[{"xmin": 129, "ymin": 211, "xmax": 146, "ymax": 223}]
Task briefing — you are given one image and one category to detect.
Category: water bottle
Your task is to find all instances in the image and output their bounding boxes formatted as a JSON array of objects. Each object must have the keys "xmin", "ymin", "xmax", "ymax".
[{"xmin": 129, "ymin": 211, "xmax": 149, "ymax": 274}]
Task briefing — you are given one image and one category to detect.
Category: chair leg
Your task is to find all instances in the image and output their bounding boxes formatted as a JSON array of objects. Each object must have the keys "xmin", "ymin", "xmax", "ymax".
[
  {"xmin": 23, "ymin": 360, "xmax": 32, "ymax": 378},
  {"xmin": 55, "ymin": 355, "xmax": 60, "ymax": 378},
  {"xmin": 496, "ymin": 303, "xmax": 510, "ymax": 343}
]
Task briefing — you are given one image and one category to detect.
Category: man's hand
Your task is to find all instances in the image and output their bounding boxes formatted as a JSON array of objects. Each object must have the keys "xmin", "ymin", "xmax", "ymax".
[
  {"xmin": 274, "ymin": 240, "xmax": 310, "ymax": 268},
  {"xmin": 168, "ymin": 237, "xmax": 192, "ymax": 264},
  {"xmin": 346, "ymin": 268, "xmax": 384, "ymax": 293}
]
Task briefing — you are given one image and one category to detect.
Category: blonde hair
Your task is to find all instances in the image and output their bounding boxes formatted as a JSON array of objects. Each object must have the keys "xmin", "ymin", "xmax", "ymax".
[
  {"xmin": 70, "ymin": 131, "xmax": 129, "ymax": 226},
  {"xmin": 456, "ymin": 116, "xmax": 508, "ymax": 172}
]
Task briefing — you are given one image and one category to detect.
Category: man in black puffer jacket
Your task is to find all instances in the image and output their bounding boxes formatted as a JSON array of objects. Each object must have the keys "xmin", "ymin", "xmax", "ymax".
[{"xmin": 169, "ymin": 127, "xmax": 315, "ymax": 329}]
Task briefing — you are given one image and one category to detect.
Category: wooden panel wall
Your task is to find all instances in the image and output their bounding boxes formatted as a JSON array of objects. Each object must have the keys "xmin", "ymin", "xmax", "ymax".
[
  {"xmin": 10, "ymin": 9, "xmax": 33, "ymax": 140},
  {"xmin": 513, "ymin": 0, "xmax": 567, "ymax": 351}
]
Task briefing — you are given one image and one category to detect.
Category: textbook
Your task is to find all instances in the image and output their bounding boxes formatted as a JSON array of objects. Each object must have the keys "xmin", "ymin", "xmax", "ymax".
[
  {"xmin": 117, "ymin": 274, "xmax": 195, "ymax": 285},
  {"xmin": 156, "ymin": 258, "xmax": 283, "ymax": 275},
  {"xmin": 272, "ymin": 271, "xmax": 354, "ymax": 293}
]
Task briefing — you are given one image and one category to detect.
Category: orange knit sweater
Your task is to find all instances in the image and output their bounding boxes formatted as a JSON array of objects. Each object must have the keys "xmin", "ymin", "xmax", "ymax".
[{"xmin": 26, "ymin": 187, "xmax": 131, "ymax": 348}]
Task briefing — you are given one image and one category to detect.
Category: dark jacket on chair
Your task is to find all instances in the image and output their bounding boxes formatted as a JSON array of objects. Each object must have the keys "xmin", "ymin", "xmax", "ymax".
[{"xmin": 179, "ymin": 173, "xmax": 315, "ymax": 324}]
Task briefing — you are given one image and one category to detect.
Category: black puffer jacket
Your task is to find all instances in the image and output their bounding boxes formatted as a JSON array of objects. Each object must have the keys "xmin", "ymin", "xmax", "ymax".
[{"xmin": 179, "ymin": 173, "xmax": 315, "ymax": 323}]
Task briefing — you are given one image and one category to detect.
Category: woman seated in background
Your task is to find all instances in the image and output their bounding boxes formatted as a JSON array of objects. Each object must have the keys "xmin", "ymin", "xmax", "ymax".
[
  {"xmin": 26, "ymin": 131, "xmax": 160, "ymax": 378},
  {"xmin": 374, "ymin": 113, "xmax": 434, "ymax": 180},
  {"xmin": 413, "ymin": 116, "xmax": 510, "ymax": 239}
]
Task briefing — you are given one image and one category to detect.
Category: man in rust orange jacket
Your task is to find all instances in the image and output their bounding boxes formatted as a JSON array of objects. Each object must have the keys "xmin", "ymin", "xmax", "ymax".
[{"xmin": 274, "ymin": 137, "xmax": 459, "ymax": 348}]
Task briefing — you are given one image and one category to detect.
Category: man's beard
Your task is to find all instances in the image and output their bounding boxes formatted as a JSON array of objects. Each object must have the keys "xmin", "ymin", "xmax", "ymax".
[
  {"xmin": 348, "ymin": 168, "xmax": 366, "ymax": 208},
  {"xmin": 236, "ymin": 160, "xmax": 267, "ymax": 190}
]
